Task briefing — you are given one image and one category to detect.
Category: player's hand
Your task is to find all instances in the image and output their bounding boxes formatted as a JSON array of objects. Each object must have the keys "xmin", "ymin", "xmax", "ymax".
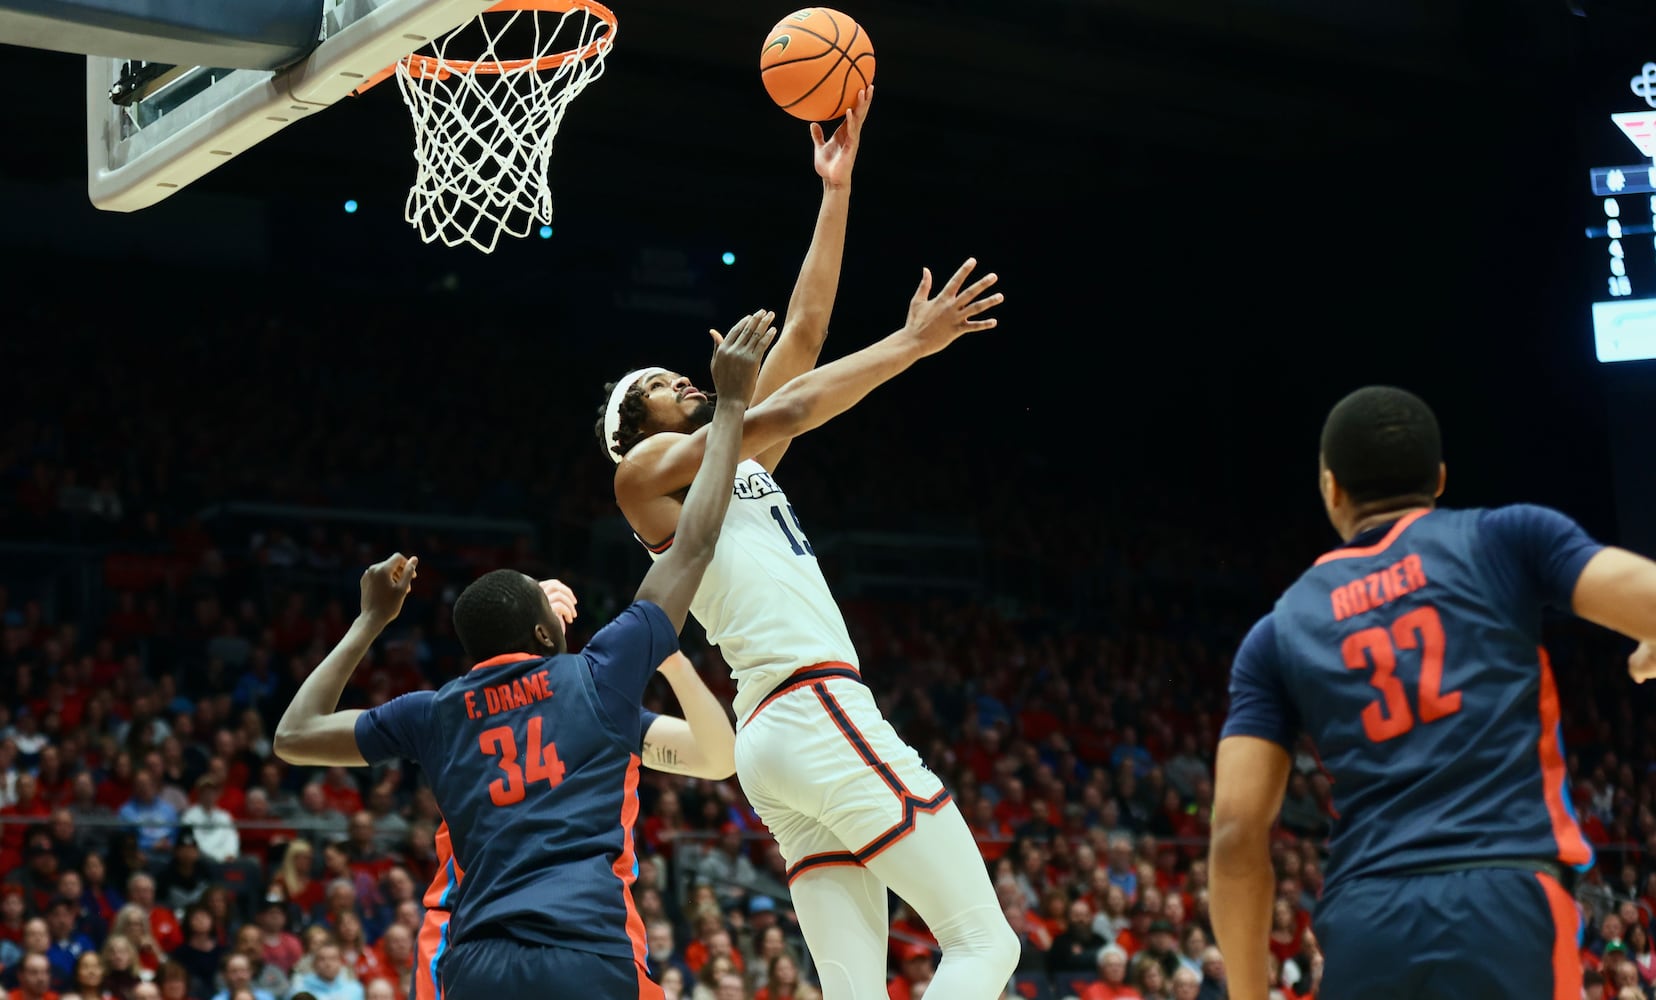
[
  {"xmin": 813, "ymin": 85, "xmax": 872, "ymax": 189},
  {"xmin": 899, "ymin": 258, "xmax": 1002, "ymax": 358},
  {"xmin": 539, "ymin": 578, "xmax": 579, "ymax": 626},
  {"xmin": 1631, "ymin": 641, "xmax": 1655, "ymax": 684},
  {"xmin": 708, "ymin": 309, "xmax": 778, "ymax": 406},
  {"xmin": 360, "ymin": 553, "xmax": 417, "ymax": 627}
]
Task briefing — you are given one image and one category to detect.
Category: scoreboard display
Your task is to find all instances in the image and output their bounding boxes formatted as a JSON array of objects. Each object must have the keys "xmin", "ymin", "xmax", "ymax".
[{"xmin": 1588, "ymin": 61, "xmax": 1656, "ymax": 363}]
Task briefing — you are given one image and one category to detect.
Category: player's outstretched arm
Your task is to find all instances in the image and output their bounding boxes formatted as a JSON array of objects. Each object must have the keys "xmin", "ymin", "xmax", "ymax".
[
  {"xmin": 616, "ymin": 258, "xmax": 1002, "ymax": 506},
  {"xmin": 750, "ymin": 86, "xmax": 873, "ymax": 472},
  {"xmin": 274, "ymin": 553, "xmax": 417, "ymax": 766},
  {"xmin": 634, "ymin": 312, "xmax": 776, "ymax": 632},
  {"xmin": 1571, "ymin": 547, "xmax": 1656, "ymax": 682},
  {"xmin": 1209, "ymin": 735, "xmax": 1293, "ymax": 1000},
  {"xmin": 640, "ymin": 653, "xmax": 737, "ymax": 780}
]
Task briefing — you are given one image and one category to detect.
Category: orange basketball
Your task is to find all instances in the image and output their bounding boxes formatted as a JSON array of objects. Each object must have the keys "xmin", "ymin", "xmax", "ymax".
[{"xmin": 759, "ymin": 8, "xmax": 875, "ymax": 121}]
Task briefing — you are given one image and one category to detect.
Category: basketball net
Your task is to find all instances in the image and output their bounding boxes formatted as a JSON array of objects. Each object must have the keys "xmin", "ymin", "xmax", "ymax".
[{"xmin": 390, "ymin": 0, "xmax": 615, "ymax": 254}]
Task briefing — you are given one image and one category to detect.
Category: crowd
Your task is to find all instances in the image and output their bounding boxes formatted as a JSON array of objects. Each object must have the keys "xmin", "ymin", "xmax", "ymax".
[{"xmin": 3, "ymin": 302, "xmax": 1656, "ymax": 1000}]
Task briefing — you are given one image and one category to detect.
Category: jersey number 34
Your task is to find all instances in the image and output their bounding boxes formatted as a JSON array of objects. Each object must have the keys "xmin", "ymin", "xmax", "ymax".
[
  {"xmin": 480, "ymin": 717, "xmax": 566, "ymax": 806},
  {"xmin": 1342, "ymin": 606, "xmax": 1464, "ymax": 743}
]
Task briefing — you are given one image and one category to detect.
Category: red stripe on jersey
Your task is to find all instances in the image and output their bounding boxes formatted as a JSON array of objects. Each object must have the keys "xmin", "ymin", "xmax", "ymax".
[
  {"xmin": 1536, "ymin": 648, "xmax": 1593, "ymax": 867},
  {"xmin": 1313, "ymin": 509, "xmax": 1430, "ymax": 566},
  {"xmin": 612, "ymin": 756, "xmax": 663, "ymax": 999},
  {"xmin": 1535, "ymin": 871, "xmax": 1583, "ymax": 1000},
  {"xmin": 470, "ymin": 652, "xmax": 542, "ymax": 672}
]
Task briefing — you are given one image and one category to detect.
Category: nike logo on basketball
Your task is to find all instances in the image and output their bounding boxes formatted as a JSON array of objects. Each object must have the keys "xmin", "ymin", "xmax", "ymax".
[{"xmin": 764, "ymin": 35, "xmax": 790, "ymax": 55}]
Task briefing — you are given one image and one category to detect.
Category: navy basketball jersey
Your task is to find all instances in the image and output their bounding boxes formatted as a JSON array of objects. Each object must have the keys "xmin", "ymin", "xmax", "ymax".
[
  {"xmin": 1222, "ymin": 506, "xmax": 1603, "ymax": 893},
  {"xmin": 355, "ymin": 601, "xmax": 678, "ymax": 961}
]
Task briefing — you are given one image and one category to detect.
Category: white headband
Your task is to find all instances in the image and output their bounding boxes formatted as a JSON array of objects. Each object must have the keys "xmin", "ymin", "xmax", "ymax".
[{"xmin": 604, "ymin": 367, "xmax": 667, "ymax": 464}]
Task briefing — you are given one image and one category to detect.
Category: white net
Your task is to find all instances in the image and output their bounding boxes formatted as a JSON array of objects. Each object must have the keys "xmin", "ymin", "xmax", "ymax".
[{"xmin": 394, "ymin": 1, "xmax": 614, "ymax": 254}]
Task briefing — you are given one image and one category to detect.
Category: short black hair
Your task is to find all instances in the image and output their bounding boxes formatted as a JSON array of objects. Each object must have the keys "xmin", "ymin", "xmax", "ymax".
[
  {"xmin": 452, "ymin": 569, "xmax": 547, "ymax": 662},
  {"xmin": 1319, "ymin": 386, "xmax": 1442, "ymax": 505},
  {"xmin": 594, "ymin": 377, "xmax": 651, "ymax": 461}
]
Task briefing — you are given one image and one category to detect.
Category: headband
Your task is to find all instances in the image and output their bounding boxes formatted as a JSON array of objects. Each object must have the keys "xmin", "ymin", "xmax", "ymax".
[{"xmin": 604, "ymin": 367, "xmax": 667, "ymax": 464}]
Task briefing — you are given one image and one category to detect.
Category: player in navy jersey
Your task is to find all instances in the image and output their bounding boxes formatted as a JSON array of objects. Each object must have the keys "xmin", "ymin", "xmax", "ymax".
[
  {"xmin": 271, "ymin": 309, "xmax": 779, "ymax": 1000},
  {"xmin": 1210, "ymin": 386, "xmax": 1656, "ymax": 1000}
]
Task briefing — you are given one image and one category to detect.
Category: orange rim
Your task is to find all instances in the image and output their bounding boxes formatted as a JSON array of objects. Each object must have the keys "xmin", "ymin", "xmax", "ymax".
[{"xmin": 353, "ymin": 0, "xmax": 615, "ymax": 93}]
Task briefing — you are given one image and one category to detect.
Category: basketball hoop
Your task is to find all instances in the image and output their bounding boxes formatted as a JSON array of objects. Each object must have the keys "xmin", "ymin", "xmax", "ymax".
[{"xmin": 369, "ymin": 0, "xmax": 616, "ymax": 253}]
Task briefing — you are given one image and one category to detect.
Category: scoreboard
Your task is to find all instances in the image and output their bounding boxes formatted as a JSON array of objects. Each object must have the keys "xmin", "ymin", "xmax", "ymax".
[{"xmin": 1588, "ymin": 62, "xmax": 1656, "ymax": 363}]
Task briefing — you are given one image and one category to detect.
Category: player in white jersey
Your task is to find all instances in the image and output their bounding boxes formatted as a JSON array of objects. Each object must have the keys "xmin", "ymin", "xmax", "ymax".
[{"xmin": 591, "ymin": 89, "xmax": 1017, "ymax": 1000}]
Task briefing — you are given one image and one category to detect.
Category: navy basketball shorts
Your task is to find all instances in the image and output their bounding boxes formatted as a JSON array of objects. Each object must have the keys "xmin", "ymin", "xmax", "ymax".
[
  {"xmin": 1314, "ymin": 867, "xmax": 1581, "ymax": 1000},
  {"xmin": 440, "ymin": 936, "xmax": 663, "ymax": 1000}
]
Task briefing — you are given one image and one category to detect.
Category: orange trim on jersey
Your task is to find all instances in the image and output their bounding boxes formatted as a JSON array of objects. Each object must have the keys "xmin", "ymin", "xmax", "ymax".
[
  {"xmin": 742, "ymin": 663, "xmax": 861, "ymax": 726},
  {"xmin": 637, "ymin": 532, "xmax": 674, "ymax": 554},
  {"xmin": 1312, "ymin": 508, "xmax": 1431, "ymax": 566},
  {"xmin": 1537, "ymin": 648, "xmax": 1593, "ymax": 866},
  {"xmin": 1536, "ymin": 871, "xmax": 1582, "ymax": 1000},
  {"xmin": 470, "ymin": 652, "xmax": 542, "ymax": 672},
  {"xmin": 415, "ymin": 909, "xmax": 447, "ymax": 1000},
  {"xmin": 613, "ymin": 756, "xmax": 663, "ymax": 999}
]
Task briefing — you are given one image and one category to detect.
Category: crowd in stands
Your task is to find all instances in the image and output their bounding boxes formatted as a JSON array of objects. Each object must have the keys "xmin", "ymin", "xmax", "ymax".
[{"xmin": 3, "ymin": 303, "xmax": 1656, "ymax": 1000}]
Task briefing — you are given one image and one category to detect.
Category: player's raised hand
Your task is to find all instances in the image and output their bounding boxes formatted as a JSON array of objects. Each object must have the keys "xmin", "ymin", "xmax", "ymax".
[
  {"xmin": 1632, "ymin": 641, "xmax": 1655, "ymax": 684},
  {"xmin": 813, "ymin": 85, "xmax": 872, "ymax": 189},
  {"xmin": 360, "ymin": 553, "xmax": 417, "ymax": 627},
  {"xmin": 900, "ymin": 257, "xmax": 1002, "ymax": 358},
  {"xmin": 708, "ymin": 309, "xmax": 778, "ymax": 406},
  {"xmin": 539, "ymin": 578, "xmax": 579, "ymax": 626}
]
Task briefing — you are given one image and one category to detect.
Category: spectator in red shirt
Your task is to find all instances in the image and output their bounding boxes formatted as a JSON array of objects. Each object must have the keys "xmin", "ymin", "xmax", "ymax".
[
  {"xmin": 109, "ymin": 905, "xmax": 166, "ymax": 974},
  {"xmin": 8, "ymin": 953, "xmax": 58, "ymax": 1000},
  {"xmin": 967, "ymin": 797, "xmax": 1013, "ymax": 862},
  {"xmin": 995, "ymin": 778, "xmax": 1034, "ymax": 831},
  {"xmin": 1, "ymin": 775, "xmax": 51, "ymax": 868},
  {"xmin": 235, "ymin": 791, "xmax": 293, "ymax": 869},
  {"xmin": 95, "ymin": 754, "xmax": 135, "ymax": 813},
  {"xmin": 33, "ymin": 750, "xmax": 71, "ymax": 808},
  {"xmin": 752, "ymin": 952, "xmax": 802, "ymax": 1000},
  {"xmin": 342, "ymin": 814, "xmax": 392, "ymax": 884},
  {"xmin": 124, "ymin": 874, "xmax": 182, "ymax": 954},
  {"xmin": 1080, "ymin": 945, "xmax": 1142, "ymax": 1000},
  {"xmin": 254, "ymin": 901, "xmax": 302, "ymax": 975},
  {"xmin": 370, "ymin": 923, "xmax": 413, "ymax": 991},
  {"xmin": 641, "ymin": 788, "xmax": 690, "ymax": 860},
  {"xmin": 885, "ymin": 942, "xmax": 934, "ymax": 1000},
  {"xmin": 1268, "ymin": 898, "xmax": 1303, "ymax": 967},
  {"xmin": 317, "ymin": 770, "xmax": 362, "ymax": 820}
]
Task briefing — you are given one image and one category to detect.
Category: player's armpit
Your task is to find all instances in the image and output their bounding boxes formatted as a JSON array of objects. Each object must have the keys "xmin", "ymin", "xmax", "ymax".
[
  {"xmin": 640, "ymin": 716, "xmax": 733, "ymax": 780},
  {"xmin": 271, "ymin": 709, "xmax": 368, "ymax": 767},
  {"xmin": 1572, "ymin": 547, "xmax": 1656, "ymax": 645}
]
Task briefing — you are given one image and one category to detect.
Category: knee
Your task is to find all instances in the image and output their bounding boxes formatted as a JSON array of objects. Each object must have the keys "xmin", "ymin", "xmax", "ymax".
[
  {"xmin": 984, "ymin": 918, "xmax": 1020, "ymax": 977},
  {"xmin": 936, "ymin": 906, "xmax": 1020, "ymax": 977}
]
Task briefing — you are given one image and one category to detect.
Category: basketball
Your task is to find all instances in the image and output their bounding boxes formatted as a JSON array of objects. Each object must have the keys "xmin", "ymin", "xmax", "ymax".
[{"xmin": 760, "ymin": 8, "xmax": 876, "ymax": 122}]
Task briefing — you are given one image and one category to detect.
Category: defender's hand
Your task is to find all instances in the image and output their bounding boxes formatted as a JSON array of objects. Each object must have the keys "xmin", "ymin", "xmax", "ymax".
[
  {"xmin": 539, "ymin": 578, "xmax": 579, "ymax": 626},
  {"xmin": 360, "ymin": 553, "xmax": 417, "ymax": 627},
  {"xmin": 708, "ymin": 309, "xmax": 779, "ymax": 406},
  {"xmin": 900, "ymin": 258, "xmax": 1002, "ymax": 358},
  {"xmin": 813, "ymin": 85, "xmax": 872, "ymax": 189}
]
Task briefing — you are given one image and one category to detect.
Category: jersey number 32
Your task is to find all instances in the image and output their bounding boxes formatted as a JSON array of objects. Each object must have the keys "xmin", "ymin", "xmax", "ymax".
[{"xmin": 1342, "ymin": 606, "xmax": 1464, "ymax": 743}]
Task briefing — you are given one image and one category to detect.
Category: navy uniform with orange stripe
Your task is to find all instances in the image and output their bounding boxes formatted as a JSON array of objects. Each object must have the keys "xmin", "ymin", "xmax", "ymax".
[
  {"xmin": 1223, "ymin": 505, "xmax": 1600, "ymax": 999},
  {"xmin": 412, "ymin": 707, "xmax": 663, "ymax": 1000},
  {"xmin": 357, "ymin": 602, "xmax": 677, "ymax": 1000}
]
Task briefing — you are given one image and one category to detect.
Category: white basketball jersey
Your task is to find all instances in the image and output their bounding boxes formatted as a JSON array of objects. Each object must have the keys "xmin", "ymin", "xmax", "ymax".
[{"xmin": 644, "ymin": 460, "xmax": 858, "ymax": 719}]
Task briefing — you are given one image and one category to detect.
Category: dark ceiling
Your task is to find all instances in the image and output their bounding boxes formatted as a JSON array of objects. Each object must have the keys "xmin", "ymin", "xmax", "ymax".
[{"xmin": 5, "ymin": 0, "xmax": 1648, "ymax": 215}]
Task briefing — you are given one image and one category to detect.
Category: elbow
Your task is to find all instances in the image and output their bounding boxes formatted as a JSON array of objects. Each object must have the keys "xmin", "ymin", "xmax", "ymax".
[{"xmin": 271, "ymin": 726, "xmax": 305, "ymax": 765}]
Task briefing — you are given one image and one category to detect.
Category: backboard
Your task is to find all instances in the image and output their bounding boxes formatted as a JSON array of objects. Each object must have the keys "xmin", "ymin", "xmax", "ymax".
[{"xmin": 85, "ymin": 0, "xmax": 498, "ymax": 212}]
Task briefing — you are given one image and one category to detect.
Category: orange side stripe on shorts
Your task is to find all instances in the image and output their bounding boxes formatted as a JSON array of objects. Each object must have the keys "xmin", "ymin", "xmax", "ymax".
[{"xmin": 1536, "ymin": 871, "xmax": 1582, "ymax": 1000}]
